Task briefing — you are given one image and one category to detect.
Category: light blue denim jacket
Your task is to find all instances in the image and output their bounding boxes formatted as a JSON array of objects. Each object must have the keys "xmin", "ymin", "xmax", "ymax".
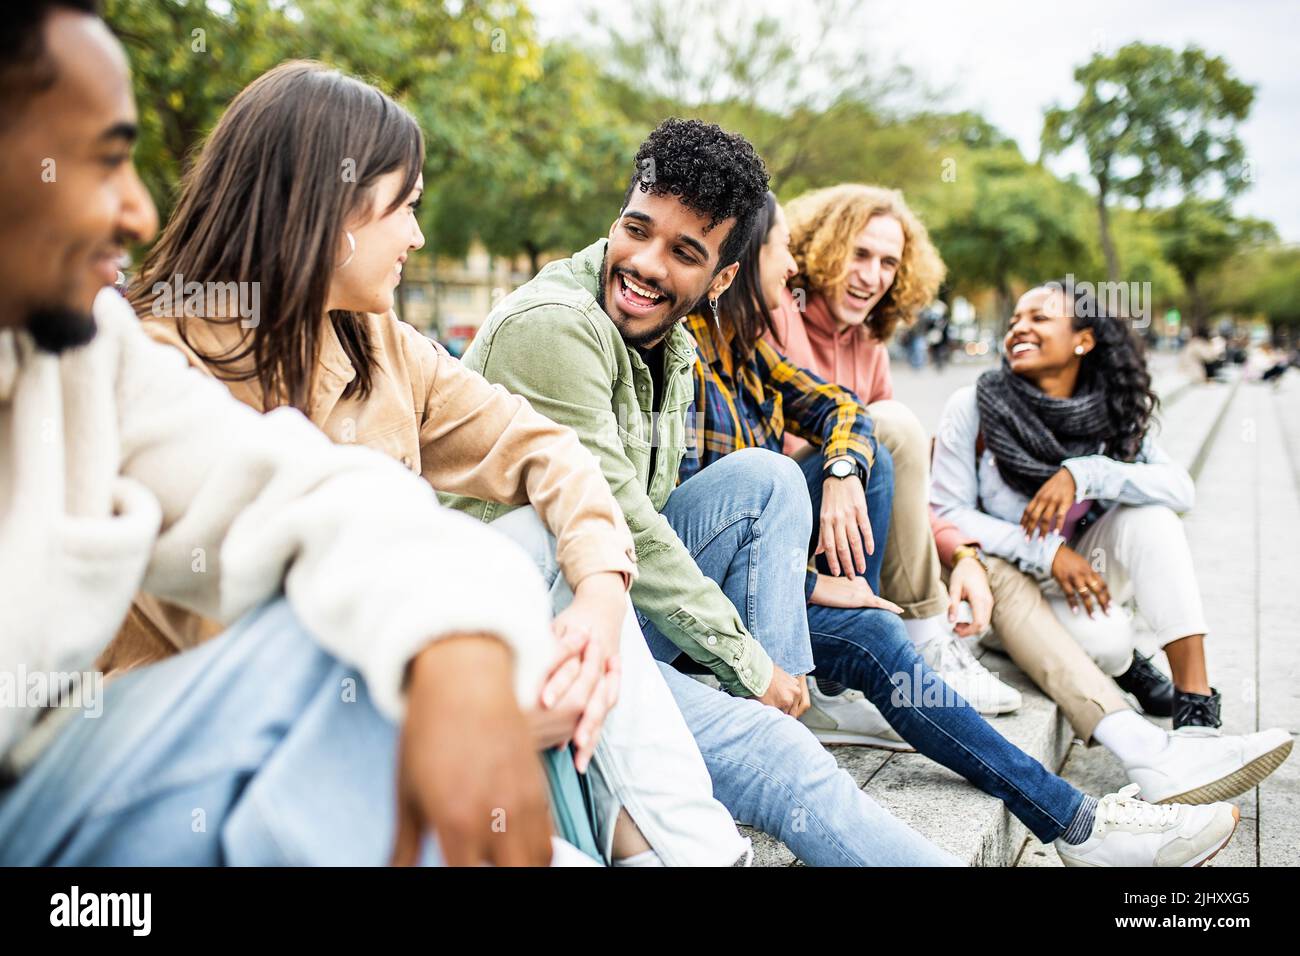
[{"xmin": 930, "ymin": 385, "xmax": 1195, "ymax": 579}]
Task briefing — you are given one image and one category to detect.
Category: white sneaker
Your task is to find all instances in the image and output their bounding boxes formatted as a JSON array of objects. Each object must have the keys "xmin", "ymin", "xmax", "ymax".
[
  {"xmin": 799, "ymin": 678, "xmax": 915, "ymax": 751},
  {"xmin": 920, "ymin": 634, "xmax": 1022, "ymax": 715},
  {"xmin": 1126, "ymin": 726, "xmax": 1293, "ymax": 805},
  {"xmin": 1055, "ymin": 784, "xmax": 1239, "ymax": 867}
]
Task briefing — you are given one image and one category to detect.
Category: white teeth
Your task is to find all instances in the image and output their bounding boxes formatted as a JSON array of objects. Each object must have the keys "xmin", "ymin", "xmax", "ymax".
[
  {"xmin": 622, "ymin": 275, "xmax": 662, "ymax": 301},
  {"xmin": 1012, "ymin": 342, "xmax": 1038, "ymax": 354},
  {"xmin": 846, "ymin": 287, "xmax": 872, "ymax": 301}
]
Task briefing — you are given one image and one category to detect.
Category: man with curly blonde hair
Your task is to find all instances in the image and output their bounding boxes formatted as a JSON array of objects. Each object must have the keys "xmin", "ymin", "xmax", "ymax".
[
  {"xmin": 769, "ymin": 183, "xmax": 1023, "ymax": 717},
  {"xmin": 786, "ymin": 184, "xmax": 945, "ymax": 354}
]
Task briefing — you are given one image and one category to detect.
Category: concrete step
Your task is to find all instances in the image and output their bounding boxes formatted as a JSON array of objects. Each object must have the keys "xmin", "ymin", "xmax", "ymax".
[{"xmin": 1150, "ymin": 369, "xmax": 1241, "ymax": 476}]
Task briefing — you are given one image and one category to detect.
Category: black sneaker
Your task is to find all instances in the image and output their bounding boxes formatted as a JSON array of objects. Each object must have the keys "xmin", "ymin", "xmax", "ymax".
[
  {"xmin": 1114, "ymin": 651, "xmax": 1174, "ymax": 717},
  {"xmin": 1174, "ymin": 687, "xmax": 1223, "ymax": 731}
]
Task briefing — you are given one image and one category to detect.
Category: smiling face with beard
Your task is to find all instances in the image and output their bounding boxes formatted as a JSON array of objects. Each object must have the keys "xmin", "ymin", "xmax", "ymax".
[
  {"xmin": 0, "ymin": 10, "xmax": 156, "ymax": 354},
  {"xmin": 599, "ymin": 189, "xmax": 739, "ymax": 349},
  {"xmin": 25, "ymin": 292, "xmax": 100, "ymax": 353}
]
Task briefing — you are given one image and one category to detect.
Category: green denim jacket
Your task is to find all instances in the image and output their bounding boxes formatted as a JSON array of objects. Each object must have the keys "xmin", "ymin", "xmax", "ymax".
[{"xmin": 442, "ymin": 238, "xmax": 774, "ymax": 696}]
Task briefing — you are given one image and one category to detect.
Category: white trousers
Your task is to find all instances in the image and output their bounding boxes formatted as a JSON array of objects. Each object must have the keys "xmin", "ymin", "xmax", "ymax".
[
  {"xmin": 1040, "ymin": 504, "xmax": 1209, "ymax": 676},
  {"xmin": 489, "ymin": 506, "xmax": 750, "ymax": 867}
]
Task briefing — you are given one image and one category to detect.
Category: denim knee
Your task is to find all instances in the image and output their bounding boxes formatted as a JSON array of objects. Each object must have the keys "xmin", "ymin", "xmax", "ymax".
[
  {"xmin": 868, "ymin": 440, "xmax": 894, "ymax": 493},
  {"xmin": 728, "ymin": 447, "xmax": 812, "ymax": 537},
  {"xmin": 810, "ymin": 605, "xmax": 918, "ymax": 684}
]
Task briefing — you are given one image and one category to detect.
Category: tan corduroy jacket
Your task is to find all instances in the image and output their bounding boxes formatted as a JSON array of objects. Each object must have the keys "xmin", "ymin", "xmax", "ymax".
[{"xmin": 103, "ymin": 310, "xmax": 637, "ymax": 672}]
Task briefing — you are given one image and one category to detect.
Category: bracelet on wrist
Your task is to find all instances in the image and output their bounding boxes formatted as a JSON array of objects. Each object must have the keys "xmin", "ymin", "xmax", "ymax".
[{"xmin": 951, "ymin": 545, "xmax": 987, "ymax": 573}]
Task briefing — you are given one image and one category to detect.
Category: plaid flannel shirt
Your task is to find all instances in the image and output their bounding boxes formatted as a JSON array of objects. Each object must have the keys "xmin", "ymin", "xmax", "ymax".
[{"xmin": 680, "ymin": 311, "xmax": 876, "ymax": 484}]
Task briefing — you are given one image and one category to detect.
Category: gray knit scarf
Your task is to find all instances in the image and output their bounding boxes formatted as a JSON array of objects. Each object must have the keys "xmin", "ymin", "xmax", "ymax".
[{"xmin": 974, "ymin": 362, "xmax": 1113, "ymax": 499}]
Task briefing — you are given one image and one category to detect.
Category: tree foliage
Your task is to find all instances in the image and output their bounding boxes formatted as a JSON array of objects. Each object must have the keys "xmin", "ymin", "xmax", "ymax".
[{"xmin": 1042, "ymin": 42, "xmax": 1255, "ymax": 281}]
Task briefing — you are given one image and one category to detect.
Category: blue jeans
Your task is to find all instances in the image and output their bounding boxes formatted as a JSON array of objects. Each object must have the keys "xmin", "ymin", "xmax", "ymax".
[
  {"xmin": 800, "ymin": 452, "xmax": 1085, "ymax": 843},
  {"xmin": 639, "ymin": 448, "xmax": 959, "ymax": 866},
  {"xmin": 807, "ymin": 605, "xmax": 1083, "ymax": 842},
  {"xmin": 800, "ymin": 447, "xmax": 893, "ymax": 593},
  {"xmin": 0, "ymin": 599, "xmax": 593, "ymax": 865},
  {"xmin": 642, "ymin": 447, "xmax": 815, "ymax": 677},
  {"xmin": 655, "ymin": 663, "xmax": 956, "ymax": 865},
  {"xmin": 490, "ymin": 507, "xmax": 750, "ymax": 867}
]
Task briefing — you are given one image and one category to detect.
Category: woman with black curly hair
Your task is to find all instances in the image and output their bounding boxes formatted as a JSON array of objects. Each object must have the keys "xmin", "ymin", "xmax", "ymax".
[{"xmin": 931, "ymin": 281, "xmax": 1292, "ymax": 805}]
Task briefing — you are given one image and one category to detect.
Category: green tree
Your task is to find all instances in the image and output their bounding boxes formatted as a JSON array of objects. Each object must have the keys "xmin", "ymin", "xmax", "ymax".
[
  {"xmin": 1214, "ymin": 245, "xmax": 1300, "ymax": 342},
  {"xmin": 1154, "ymin": 197, "xmax": 1276, "ymax": 327},
  {"xmin": 923, "ymin": 146, "xmax": 1093, "ymax": 328},
  {"xmin": 427, "ymin": 42, "xmax": 640, "ymax": 273},
  {"xmin": 105, "ymin": 0, "xmax": 296, "ymax": 213},
  {"xmin": 1042, "ymin": 43, "xmax": 1255, "ymax": 282},
  {"xmin": 105, "ymin": 0, "xmax": 544, "ymax": 232},
  {"xmin": 588, "ymin": 0, "xmax": 912, "ymax": 190}
]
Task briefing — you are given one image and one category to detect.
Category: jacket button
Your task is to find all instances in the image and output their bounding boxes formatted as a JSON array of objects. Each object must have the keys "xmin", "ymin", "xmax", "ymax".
[{"xmin": 706, "ymin": 635, "xmax": 718, "ymax": 646}]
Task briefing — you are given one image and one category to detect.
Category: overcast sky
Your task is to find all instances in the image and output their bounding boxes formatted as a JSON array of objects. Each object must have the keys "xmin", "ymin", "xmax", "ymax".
[{"xmin": 532, "ymin": 0, "xmax": 1300, "ymax": 240}]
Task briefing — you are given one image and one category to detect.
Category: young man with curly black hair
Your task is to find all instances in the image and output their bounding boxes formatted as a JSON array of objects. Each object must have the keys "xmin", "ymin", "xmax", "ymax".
[{"xmin": 445, "ymin": 118, "xmax": 961, "ymax": 864}]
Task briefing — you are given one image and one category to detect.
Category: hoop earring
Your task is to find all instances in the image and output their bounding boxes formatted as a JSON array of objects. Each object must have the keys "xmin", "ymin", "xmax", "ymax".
[{"xmin": 339, "ymin": 231, "xmax": 356, "ymax": 269}]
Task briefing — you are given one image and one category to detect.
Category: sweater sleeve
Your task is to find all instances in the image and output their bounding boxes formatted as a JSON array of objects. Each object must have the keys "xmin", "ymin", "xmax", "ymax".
[
  {"xmin": 930, "ymin": 386, "xmax": 1063, "ymax": 577},
  {"xmin": 870, "ymin": 343, "xmax": 895, "ymax": 403},
  {"xmin": 109, "ymin": 294, "xmax": 556, "ymax": 716},
  {"xmin": 402, "ymin": 320, "xmax": 637, "ymax": 591},
  {"xmin": 930, "ymin": 508, "xmax": 978, "ymax": 569}
]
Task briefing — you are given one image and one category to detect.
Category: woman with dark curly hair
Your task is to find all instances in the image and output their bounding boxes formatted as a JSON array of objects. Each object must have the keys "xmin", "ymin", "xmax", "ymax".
[{"xmin": 931, "ymin": 281, "xmax": 1292, "ymax": 805}]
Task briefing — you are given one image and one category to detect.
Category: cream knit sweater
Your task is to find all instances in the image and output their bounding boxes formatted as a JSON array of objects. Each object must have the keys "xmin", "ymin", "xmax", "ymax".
[{"xmin": 0, "ymin": 289, "xmax": 554, "ymax": 775}]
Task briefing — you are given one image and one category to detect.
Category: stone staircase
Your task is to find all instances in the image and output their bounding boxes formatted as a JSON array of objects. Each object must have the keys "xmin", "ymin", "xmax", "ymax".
[{"xmin": 750, "ymin": 362, "xmax": 1245, "ymax": 866}]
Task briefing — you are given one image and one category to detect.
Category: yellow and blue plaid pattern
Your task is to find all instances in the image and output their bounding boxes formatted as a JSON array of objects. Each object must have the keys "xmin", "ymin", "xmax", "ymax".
[{"xmin": 680, "ymin": 311, "xmax": 876, "ymax": 484}]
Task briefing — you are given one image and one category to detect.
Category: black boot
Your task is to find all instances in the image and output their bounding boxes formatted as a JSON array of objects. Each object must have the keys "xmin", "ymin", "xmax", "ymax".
[
  {"xmin": 1173, "ymin": 687, "xmax": 1223, "ymax": 731},
  {"xmin": 1114, "ymin": 651, "xmax": 1175, "ymax": 717}
]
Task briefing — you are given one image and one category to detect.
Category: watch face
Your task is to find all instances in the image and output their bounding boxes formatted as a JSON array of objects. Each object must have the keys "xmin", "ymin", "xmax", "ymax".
[{"xmin": 831, "ymin": 459, "xmax": 853, "ymax": 477}]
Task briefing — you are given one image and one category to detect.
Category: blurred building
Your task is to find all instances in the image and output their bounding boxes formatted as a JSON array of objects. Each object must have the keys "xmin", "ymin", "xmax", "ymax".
[{"xmin": 395, "ymin": 240, "xmax": 538, "ymax": 356}]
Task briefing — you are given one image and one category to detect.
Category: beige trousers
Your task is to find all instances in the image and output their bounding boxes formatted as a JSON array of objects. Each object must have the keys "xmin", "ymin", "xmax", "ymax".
[
  {"xmin": 869, "ymin": 400, "xmax": 948, "ymax": 620},
  {"xmin": 977, "ymin": 556, "xmax": 1131, "ymax": 741}
]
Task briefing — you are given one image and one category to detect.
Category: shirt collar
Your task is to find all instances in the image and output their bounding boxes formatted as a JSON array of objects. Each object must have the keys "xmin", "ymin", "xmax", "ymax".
[{"xmin": 682, "ymin": 310, "xmax": 738, "ymax": 377}]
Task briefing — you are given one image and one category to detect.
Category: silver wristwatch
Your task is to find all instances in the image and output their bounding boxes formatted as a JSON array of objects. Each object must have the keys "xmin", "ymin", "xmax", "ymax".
[{"xmin": 827, "ymin": 458, "xmax": 865, "ymax": 482}]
